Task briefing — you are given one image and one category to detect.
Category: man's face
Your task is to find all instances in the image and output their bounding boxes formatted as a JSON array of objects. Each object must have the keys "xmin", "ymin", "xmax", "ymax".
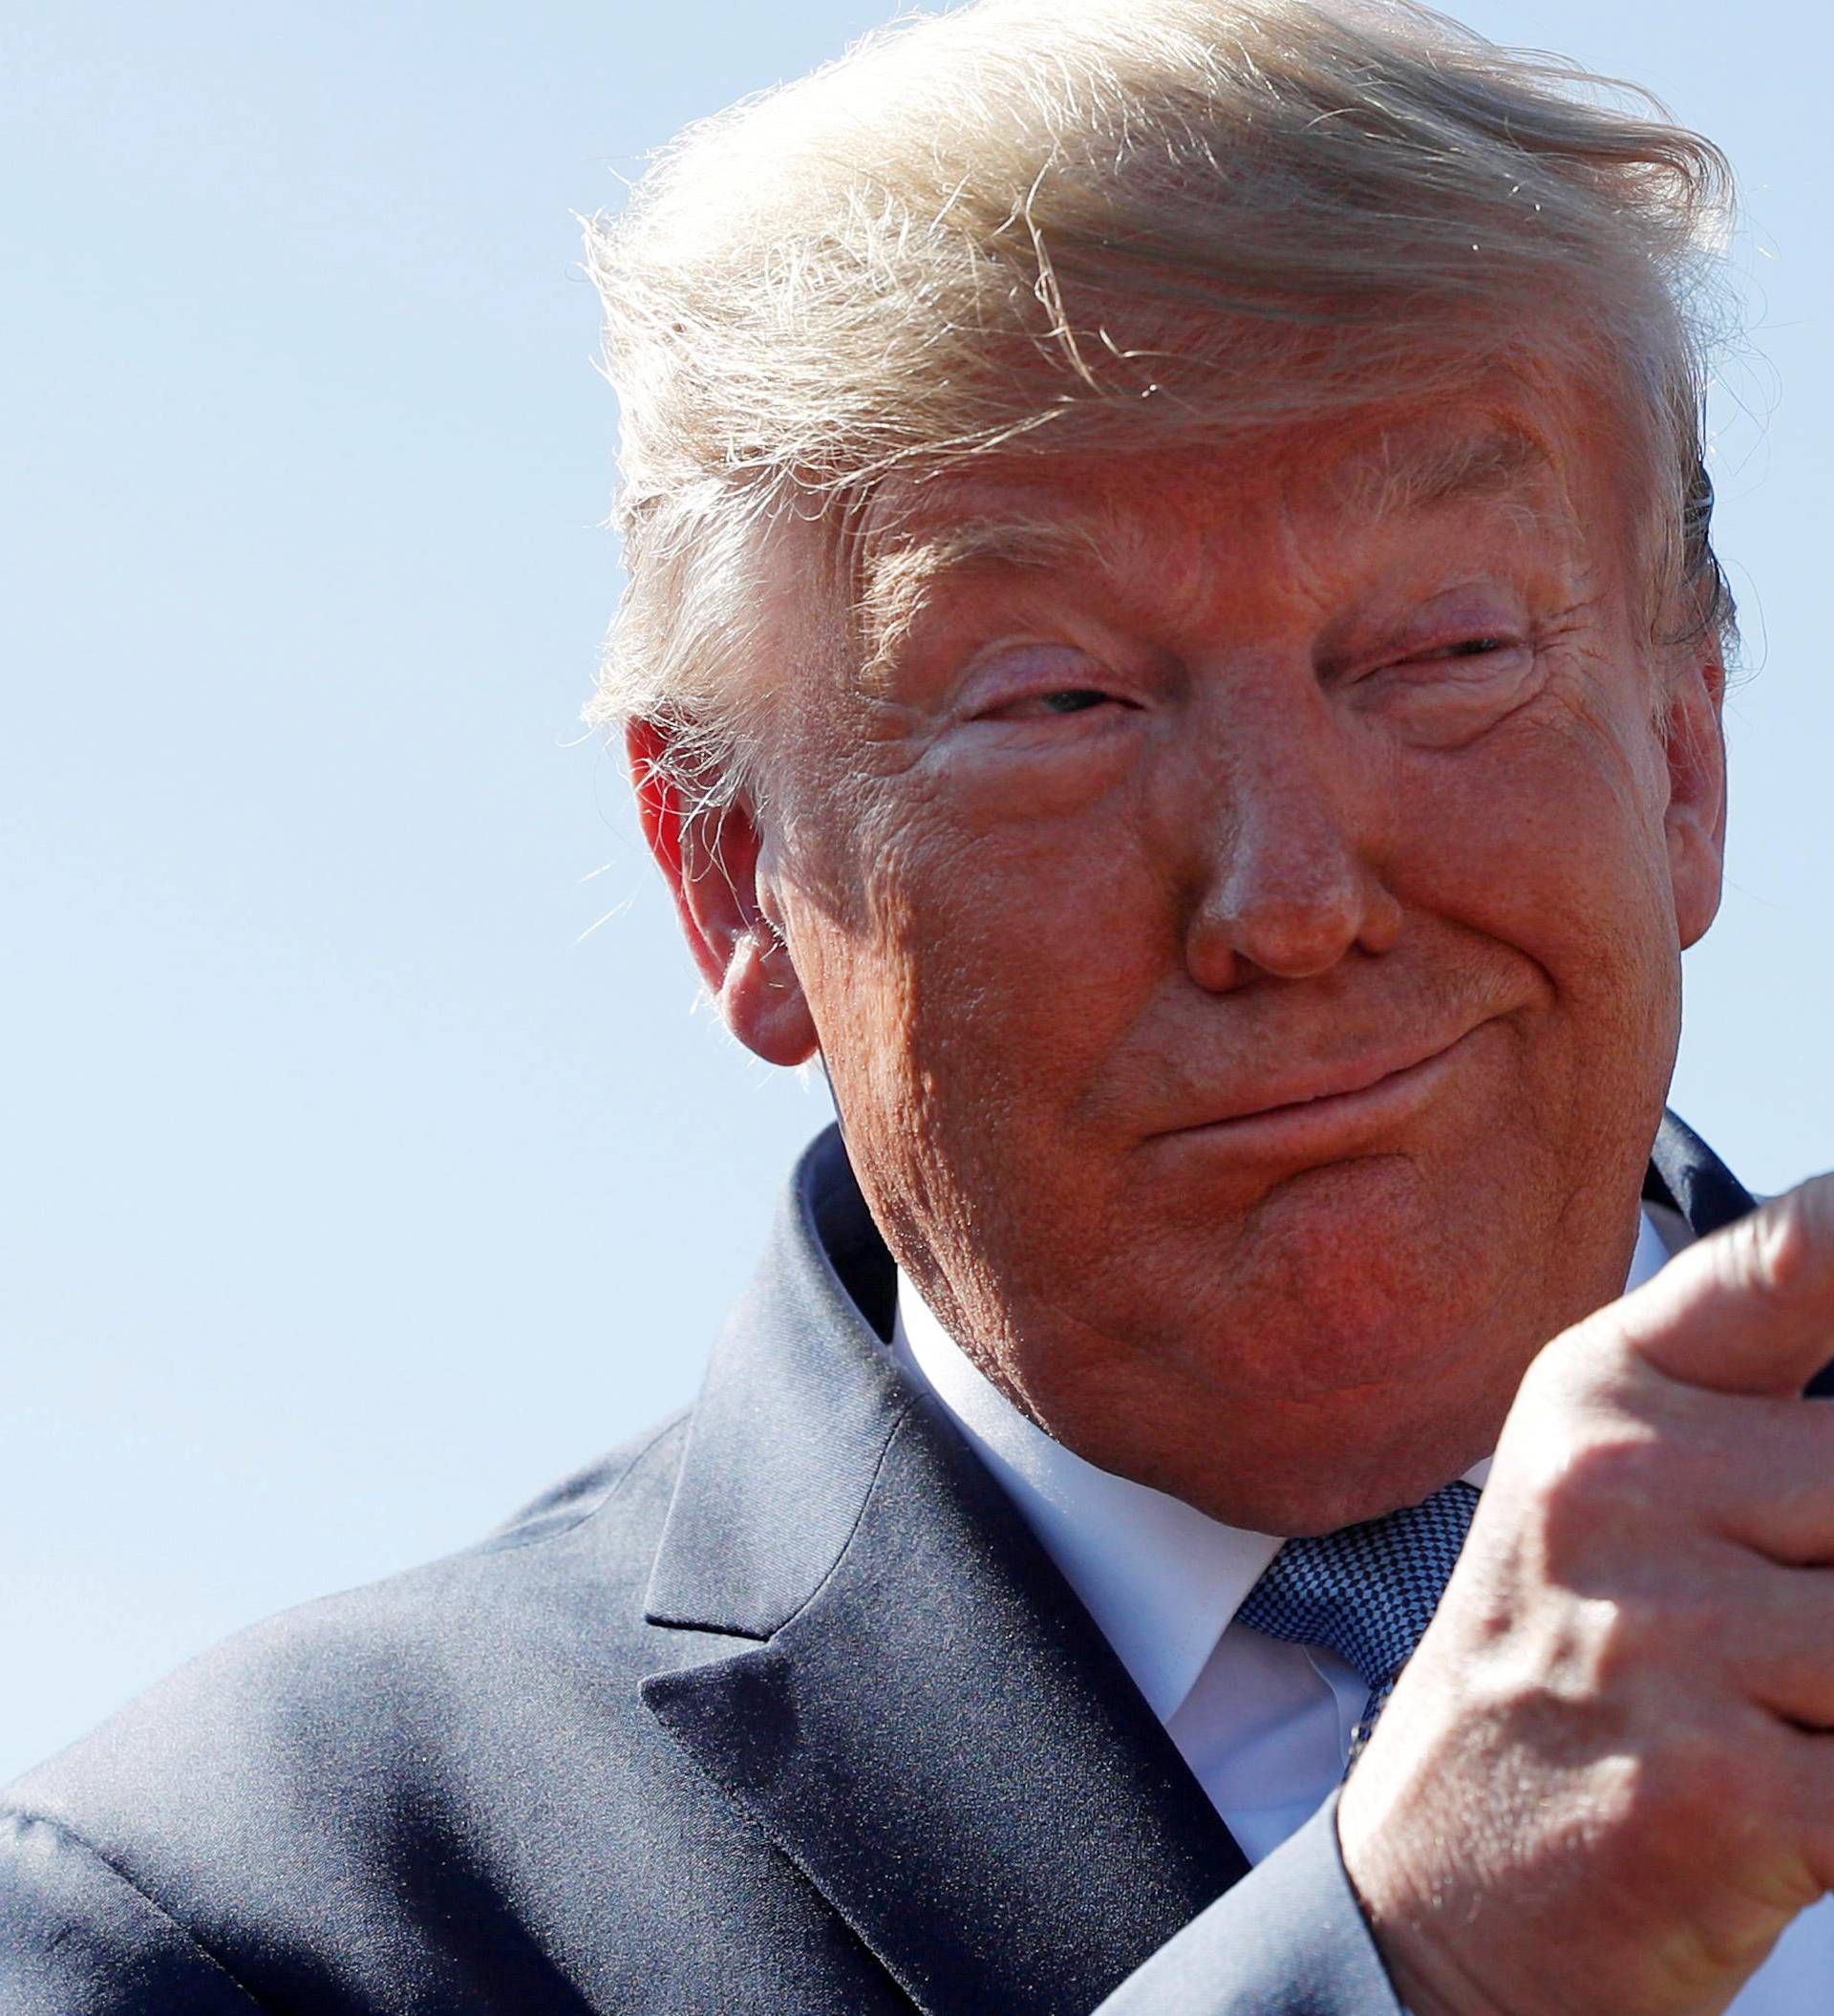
[{"xmin": 717, "ymin": 373, "xmax": 1726, "ymax": 1532}]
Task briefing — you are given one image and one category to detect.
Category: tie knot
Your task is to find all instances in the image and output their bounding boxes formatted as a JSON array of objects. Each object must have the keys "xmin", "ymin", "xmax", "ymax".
[{"xmin": 1234, "ymin": 1480, "xmax": 1480, "ymax": 1707}]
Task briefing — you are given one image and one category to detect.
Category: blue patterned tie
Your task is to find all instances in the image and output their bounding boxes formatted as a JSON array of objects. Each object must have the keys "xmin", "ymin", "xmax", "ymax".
[{"xmin": 1234, "ymin": 1480, "xmax": 1481, "ymax": 1764}]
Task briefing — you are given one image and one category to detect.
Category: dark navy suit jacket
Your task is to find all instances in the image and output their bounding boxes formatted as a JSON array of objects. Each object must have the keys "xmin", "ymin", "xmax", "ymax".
[{"xmin": 0, "ymin": 1116, "xmax": 1784, "ymax": 2014}]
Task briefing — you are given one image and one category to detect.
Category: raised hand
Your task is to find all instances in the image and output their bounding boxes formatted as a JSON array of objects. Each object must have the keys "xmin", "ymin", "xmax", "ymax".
[{"xmin": 1339, "ymin": 1178, "xmax": 1834, "ymax": 2016}]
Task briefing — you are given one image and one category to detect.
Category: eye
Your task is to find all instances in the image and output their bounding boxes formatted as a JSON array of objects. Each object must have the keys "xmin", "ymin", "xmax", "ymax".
[
  {"xmin": 1377, "ymin": 633, "xmax": 1528, "ymax": 684},
  {"xmin": 980, "ymin": 685, "xmax": 1129, "ymax": 722},
  {"xmin": 965, "ymin": 641, "xmax": 1138, "ymax": 722},
  {"xmin": 1428, "ymin": 636, "xmax": 1507, "ymax": 661}
]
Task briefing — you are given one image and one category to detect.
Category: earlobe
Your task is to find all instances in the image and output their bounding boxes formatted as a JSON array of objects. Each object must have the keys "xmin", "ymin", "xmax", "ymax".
[
  {"xmin": 1660, "ymin": 650, "xmax": 1728, "ymax": 952},
  {"xmin": 627, "ymin": 722, "xmax": 821, "ymax": 1066}
]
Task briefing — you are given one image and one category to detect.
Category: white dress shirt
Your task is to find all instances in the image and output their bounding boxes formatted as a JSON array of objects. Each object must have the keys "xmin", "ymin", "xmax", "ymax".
[{"xmin": 892, "ymin": 1210, "xmax": 1834, "ymax": 2013}]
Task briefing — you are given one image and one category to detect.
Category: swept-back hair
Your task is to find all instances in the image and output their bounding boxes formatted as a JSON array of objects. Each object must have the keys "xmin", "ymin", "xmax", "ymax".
[{"xmin": 585, "ymin": 0, "xmax": 1735, "ymax": 800}]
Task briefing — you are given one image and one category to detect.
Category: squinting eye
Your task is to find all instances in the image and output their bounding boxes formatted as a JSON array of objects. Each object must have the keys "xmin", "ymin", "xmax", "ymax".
[
  {"xmin": 1040, "ymin": 689, "xmax": 1112, "ymax": 714},
  {"xmin": 1441, "ymin": 637, "xmax": 1505, "ymax": 658}
]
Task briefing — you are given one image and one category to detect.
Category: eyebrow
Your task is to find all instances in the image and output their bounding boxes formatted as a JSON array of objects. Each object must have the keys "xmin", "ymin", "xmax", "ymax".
[
  {"xmin": 1342, "ymin": 423, "xmax": 1555, "ymax": 519},
  {"xmin": 856, "ymin": 515, "xmax": 1112, "ymax": 676}
]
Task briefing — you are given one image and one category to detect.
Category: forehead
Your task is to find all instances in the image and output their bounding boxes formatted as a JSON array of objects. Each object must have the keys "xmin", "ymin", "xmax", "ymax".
[{"xmin": 854, "ymin": 393, "xmax": 1603, "ymax": 649}]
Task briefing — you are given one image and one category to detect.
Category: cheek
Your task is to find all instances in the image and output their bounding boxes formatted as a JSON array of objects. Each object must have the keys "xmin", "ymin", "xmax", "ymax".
[
  {"xmin": 1397, "ymin": 709, "xmax": 1681, "ymax": 1069},
  {"xmin": 799, "ymin": 804, "xmax": 1169, "ymax": 1169},
  {"xmin": 901, "ymin": 822, "xmax": 1168, "ymax": 1072}
]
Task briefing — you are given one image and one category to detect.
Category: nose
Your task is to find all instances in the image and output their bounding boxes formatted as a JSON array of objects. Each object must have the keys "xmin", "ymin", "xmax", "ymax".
[{"xmin": 1183, "ymin": 713, "xmax": 1403, "ymax": 990}]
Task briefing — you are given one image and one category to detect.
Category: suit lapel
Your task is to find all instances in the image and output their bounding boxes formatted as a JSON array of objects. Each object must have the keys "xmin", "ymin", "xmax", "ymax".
[{"xmin": 640, "ymin": 1129, "xmax": 1245, "ymax": 2016}]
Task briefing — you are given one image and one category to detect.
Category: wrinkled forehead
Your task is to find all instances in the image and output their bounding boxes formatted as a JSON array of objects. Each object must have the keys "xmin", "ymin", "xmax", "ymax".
[{"xmin": 851, "ymin": 391, "xmax": 1605, "ymax": 653}]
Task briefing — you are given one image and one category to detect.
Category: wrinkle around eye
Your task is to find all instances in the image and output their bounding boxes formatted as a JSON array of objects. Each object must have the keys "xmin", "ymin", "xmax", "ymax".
[{"xmin": 1354, "ymin": 636, "xmax": 1547, "ymax": 747}]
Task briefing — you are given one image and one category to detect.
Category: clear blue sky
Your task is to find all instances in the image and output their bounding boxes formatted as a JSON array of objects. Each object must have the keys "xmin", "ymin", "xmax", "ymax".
[{"xmin": 5, "ymin": 0, "xmax": 1831, "ymax": 1787}]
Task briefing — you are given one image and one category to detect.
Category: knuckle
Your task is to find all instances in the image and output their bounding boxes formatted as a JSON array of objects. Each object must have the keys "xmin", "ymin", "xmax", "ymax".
[
  {"xmin": 1552, "ymin": 1587, "xmax": 1679, "ymax": 1700},
  {"xmin": 1533, "ymin": 1425, "xmax": 1670, "ymax": 1565},
  {"xmin": 1601, "ymin": 1578, "xmax": 1721, "ymax": 1682},
  {"xmin": 1512, "ymin": 1327, "xmax": 1625, "ymax": 1434}
]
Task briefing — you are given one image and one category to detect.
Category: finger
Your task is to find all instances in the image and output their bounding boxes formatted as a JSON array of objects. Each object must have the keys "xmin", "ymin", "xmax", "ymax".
[
  {"xmin": 1705, "ymin": 1401, "xmax": 1834, "ymax": 1566},
  {"xmin": 1782, "ymin": 1733, "xmax": 1834, "ymax": 1895},
  {"xmin": 1609, "ymin": 1175, "xmax": 1834, "ymax": 1399},
  {"xmin": 1730, "ymin": 1561, "xmax": 1834, "ymax": 1730},
  {"xmin": 1618, "ymin": 1384, "xmax": 1834, "ymax": 1564}
]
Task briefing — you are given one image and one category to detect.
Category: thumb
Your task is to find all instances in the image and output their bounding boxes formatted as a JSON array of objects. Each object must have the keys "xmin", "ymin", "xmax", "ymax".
[{"xmin": 1610, "ymin": 1175, "xmax": 1834, "ymax": 1398}]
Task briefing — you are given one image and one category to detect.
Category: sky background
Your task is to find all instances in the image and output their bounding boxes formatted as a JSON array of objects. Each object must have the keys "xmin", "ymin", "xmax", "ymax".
[{"xmin": 5, "ymin": 0, "xmax": 1832, "ymax": 1787}]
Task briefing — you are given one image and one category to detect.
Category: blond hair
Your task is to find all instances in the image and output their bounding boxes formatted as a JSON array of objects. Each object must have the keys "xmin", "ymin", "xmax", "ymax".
[{"xmin": 585, "ymin": 0, "xmax": 1735, "ymax": 799}]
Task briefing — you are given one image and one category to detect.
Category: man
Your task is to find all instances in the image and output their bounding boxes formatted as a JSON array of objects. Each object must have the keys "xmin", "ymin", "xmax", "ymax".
[{"xmin": 4, "ymin": 1, "xmax": 1831, "ymax": 2010}]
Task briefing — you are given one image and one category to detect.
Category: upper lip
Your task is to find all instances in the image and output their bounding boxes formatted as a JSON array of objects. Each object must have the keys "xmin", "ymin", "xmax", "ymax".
[{"xmin": 1165, "ymin": 1021, "xmax": 1484, "ymax": 1132}]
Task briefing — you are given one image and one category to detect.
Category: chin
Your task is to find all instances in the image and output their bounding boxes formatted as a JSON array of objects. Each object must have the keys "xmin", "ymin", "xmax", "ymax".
[
  {"xmin": 1114, "ymin": 1352, "xmax": 1500, "ymax": 1532},
  {"xmin": 1042, "ymin": 1264, "xmax": 1524, "ymax": 1533},
  {"xmin": 1185, "ymin": 1449, "xmax": 1483, "ymax": 1538},
  {"xmin": 1154, "ymin": 1167, "xmax": 1481, "ymax": 1389}
]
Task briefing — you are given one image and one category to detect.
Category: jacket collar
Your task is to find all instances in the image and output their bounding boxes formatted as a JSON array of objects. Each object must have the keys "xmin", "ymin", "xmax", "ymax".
[
  {"xmin": 642, "ymin": 1127, "xmax": 1247, "ymax": 2015},
  {"xmin": 641, "ymin": 1126, "xmax": 905, "ymax": 1640},
  {"xmin": 1645, "ymin": 1106, "xmax": 1758, "ymax": 1240}
]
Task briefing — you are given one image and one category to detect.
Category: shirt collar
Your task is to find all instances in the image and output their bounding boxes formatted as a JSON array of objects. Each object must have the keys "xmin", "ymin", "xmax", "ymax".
[{"xmin": 891, "ymin": 1206, "xmax": 1677, "ymax": 1725}]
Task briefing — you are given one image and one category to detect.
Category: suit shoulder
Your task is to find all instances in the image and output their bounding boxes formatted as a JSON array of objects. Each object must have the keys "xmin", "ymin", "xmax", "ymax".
[
  {"xmin": 0, "ymin": 1407, "xmax": 794, "ymax": 2007},
  {"xmin": 4, "ymin": 1409, "xmax": 691, "ymax": 1837},
  {"xmin": 473, "ymin": 1405, "xmax": 690, "ymax": 1554}
]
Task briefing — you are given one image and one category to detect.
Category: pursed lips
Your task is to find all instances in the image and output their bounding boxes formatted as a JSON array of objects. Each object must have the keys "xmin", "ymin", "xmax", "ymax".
[{"xmin": 1162, "ymin": 1019, "xmax": 1491, "ymax": 1138}]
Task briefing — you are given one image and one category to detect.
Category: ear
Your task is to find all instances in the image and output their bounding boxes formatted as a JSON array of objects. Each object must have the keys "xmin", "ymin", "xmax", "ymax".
[
  {"xmin": 627, "ymin": 721, "xmax": 821, "ymax": 1066},
  {"xmin": 1660, "ymin": 642, "xmax": 1728, "ymax": 952}
]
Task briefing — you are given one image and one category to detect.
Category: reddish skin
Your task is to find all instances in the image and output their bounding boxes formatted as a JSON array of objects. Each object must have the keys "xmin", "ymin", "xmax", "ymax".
[
  {"xmin": 636, "ymin": 376, "xmax": 1834, "ymax": 2008},
  {"xmin": 637, "ymin": 375, "xmax": 1726, "ymax": 1536}
]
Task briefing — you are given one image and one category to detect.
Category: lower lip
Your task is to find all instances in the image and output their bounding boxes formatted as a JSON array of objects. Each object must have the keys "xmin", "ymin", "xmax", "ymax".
[{"xmin": 1160, "ymin": 1024, "xmax": 1487, "ymax": 1161}]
